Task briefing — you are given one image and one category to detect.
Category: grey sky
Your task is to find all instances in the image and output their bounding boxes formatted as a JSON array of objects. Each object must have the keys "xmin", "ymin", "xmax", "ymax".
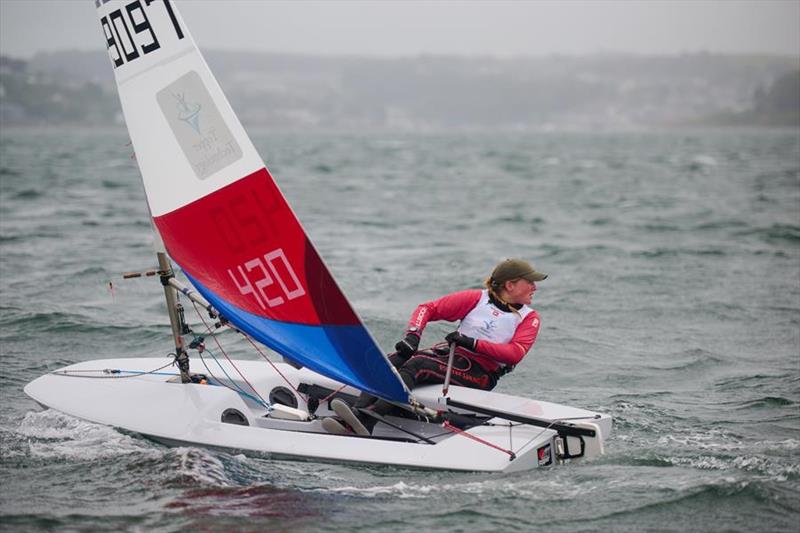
[{"xmin": 1, "ymin": 0, "xmax": 798, "ymax": 59}]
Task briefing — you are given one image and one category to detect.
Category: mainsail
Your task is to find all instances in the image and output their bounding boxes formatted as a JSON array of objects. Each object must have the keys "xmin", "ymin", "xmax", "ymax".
[{"xmin": 94, "ymin": 0, "xmax": 408, "ymax": 403}]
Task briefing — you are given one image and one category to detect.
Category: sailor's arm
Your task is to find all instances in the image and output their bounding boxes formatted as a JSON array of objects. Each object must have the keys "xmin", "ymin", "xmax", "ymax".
[{"xmin": 405, "ymin": 290, "xmax": 482, "ymax": 334}]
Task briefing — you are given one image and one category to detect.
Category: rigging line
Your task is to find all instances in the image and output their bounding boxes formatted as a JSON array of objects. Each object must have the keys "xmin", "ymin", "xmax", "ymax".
[
  {"xmin": 422, "ymin": 421, "xmax": 509, "ymax": 440},
  {"xmin": 51, "ymin": 360, "xmax": 176, "ymax": 379},
  {"xmin": 509, "ymin": 418, "xmax": 513, "ymax": 451},
  {"xmin": 241, "ymin": 332, "xmax": 304, "ymax": 398},
  {"xmin": 429, "ymin": 422, "xmax": 522, "ymax": 439},
  {"xmin": 194, "ymin": 346, "xmax": 238, "ymax": 392},
  {"xmin": 319, "ymin": 384, "xmax": 349, "ymax": 404},
  {"xmin": 442, "ymin": 420, "xmax": 516, "ymax": 460},
  {"xmin": 194, "ymin": 349, "xmax": 270, "ymax": 409},
  {"xmin": 201, "ymin": 343, "xmax": 269, "ymax": 408},
  {"xmin": 420, "ymin": 419, "xmax": 516, "ymax": 440},
  {"xmin": 190, "ymin": 301, "xmax": 269, "ymax": 406},
  {"xmin": 358, "ymin": 409, "xmax": 437, "ymax": 445},
  {"xmin": 514, "ymin": 424, "xmax": 558, "ymax": 457}
]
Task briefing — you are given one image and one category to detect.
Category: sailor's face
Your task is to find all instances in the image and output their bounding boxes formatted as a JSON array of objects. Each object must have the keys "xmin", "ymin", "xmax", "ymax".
[{"xmin": 505, "ymin": 279, "xmax": 536, "ymax": 305}]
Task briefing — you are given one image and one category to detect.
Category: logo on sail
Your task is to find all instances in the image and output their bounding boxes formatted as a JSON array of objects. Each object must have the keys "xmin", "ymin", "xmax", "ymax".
[
  {"xmin": 156, "ymin": 70, "xmax": 243, "ymax": 180},
  {"xmin": 173, "ymin": 93, "xmax": 202, "ymax": 134}
]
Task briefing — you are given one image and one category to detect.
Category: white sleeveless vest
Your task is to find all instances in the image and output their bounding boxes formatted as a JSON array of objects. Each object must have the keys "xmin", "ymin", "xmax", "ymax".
[{"xmin": 457, "ymin": 290, "xmax": 533, "ymax": 344}]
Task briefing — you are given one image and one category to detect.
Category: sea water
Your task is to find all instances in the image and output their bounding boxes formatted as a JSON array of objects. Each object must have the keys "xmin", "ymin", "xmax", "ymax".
[{"xmin": 1, "ymin": 127, "xmax": 798, "ymax": 532}]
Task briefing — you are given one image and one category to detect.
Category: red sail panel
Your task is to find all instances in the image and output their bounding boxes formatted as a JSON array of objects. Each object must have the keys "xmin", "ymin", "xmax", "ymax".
[{"xmin": 154, "ymin": 168, "xmax": 359, "ymax": 326}]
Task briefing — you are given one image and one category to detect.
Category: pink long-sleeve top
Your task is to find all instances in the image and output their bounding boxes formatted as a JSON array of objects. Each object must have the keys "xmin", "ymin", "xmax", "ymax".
[{"xmin": 405, "ymin": 289, "xmax": 541, "ymax": 372}]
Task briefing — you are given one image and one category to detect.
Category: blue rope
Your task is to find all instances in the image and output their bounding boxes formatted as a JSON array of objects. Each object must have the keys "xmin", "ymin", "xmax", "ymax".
[
  {"xmin": 106, "ymin": 370, "xmax": 179, "ymax": 376},
  {"xmin": 107, "ymin": 365, "xmax": 271, "ymax": 410},
  {"xmin": 199, "ymin": 347, "xmax": 271, "ymax": 410}
]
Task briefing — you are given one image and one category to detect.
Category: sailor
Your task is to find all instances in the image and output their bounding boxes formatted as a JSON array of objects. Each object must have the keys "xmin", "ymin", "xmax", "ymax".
[{"xmin": 323, "ymin": 258, "xmax": 546, "ymax": 436}]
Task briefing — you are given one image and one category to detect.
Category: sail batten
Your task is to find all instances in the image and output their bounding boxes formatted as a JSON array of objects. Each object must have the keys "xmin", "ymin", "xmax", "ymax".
[{"xmin": 95, "ymin": 0, "xmax": 408, "ymax": 403}]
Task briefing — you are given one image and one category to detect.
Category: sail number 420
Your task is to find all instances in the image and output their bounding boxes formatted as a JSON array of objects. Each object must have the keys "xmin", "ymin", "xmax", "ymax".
[{"xmin": 228, "ymin": 249, "xmax": 306, "ymax": 309}]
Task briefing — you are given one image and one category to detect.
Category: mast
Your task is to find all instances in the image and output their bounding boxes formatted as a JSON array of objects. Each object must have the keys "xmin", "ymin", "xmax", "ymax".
[{"xmin": 157, "ymin": 252, "xmax": 190, "ymax": 383}]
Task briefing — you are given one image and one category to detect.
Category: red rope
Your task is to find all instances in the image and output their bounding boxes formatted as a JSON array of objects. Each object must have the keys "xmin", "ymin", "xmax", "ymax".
[
  {"xmin": 242, "ymin": 333, "xmax": 304, "ymax": 397},
  {"xmin": 442, "ymin": 421, "xmax": 515, "ymax": 458},
  {"xmin": 319, "ymin": 383, "xmax": 349, "ymax": 403},
  {"xmin": 191, "ymin": 302, "xmax": 269, "ymax": 406},
  {"xmin": 189, "ymin": 300, "xmax": 305, "ymax": 399}
]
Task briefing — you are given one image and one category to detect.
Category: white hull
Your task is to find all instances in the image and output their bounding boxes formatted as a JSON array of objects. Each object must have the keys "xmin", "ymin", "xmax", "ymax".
[{"xmin": 25, "ymin": 358, "xmax": 611, "ymax": 473}]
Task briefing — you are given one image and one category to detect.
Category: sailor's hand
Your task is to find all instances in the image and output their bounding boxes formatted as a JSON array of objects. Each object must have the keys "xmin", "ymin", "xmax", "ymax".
[
  {"xmin": 445, "ymin": 331, "xmax": 477, "ymax": 351},
  {"xmin": 395, "ymin": 333, "xmax": 420, "ymax": 358}
]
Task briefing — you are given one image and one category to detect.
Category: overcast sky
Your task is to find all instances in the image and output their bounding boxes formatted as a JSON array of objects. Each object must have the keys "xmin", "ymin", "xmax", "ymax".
[{"xmin": 1, "ymin": 0, "xmax": 798, "ymax": 59}]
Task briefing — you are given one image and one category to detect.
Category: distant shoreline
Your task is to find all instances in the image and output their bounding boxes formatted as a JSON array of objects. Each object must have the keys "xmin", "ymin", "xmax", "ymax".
[{"xmin": 2, "ymin": 51, "xmax": 798, "ymax": 130}]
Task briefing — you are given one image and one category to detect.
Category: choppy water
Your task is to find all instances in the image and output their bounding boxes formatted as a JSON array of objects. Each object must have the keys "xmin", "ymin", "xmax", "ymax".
[{"xmin": 1, "ymin": 127, "xmax": 798, "ymax": 532}]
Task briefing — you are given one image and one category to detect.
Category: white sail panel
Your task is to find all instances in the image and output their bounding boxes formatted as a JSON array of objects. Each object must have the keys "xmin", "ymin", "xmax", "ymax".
[{"xmin": 95, "ymin": 0, "xmax": 262, "ymax": 217}]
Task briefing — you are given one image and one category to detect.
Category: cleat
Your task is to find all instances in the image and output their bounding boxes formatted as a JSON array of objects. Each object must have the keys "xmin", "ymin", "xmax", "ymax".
[
  {"xmin": 331, "ymin": 398, "xmax": 370, "ymax": 436},
  {"xmin": 321, "ymin": 417, "xmax": 348, "ymax": 435}
]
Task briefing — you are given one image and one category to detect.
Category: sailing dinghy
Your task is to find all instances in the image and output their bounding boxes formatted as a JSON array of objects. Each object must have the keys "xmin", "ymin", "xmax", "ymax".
[{"xmin": 24, "ymin": 0, "xmax": 611, "ymax": 473}]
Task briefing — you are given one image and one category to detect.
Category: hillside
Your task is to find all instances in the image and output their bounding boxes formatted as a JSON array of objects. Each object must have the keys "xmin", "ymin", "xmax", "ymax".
[{"xmin": 2, "ymin": 50, "xmax": 798, "ymax": 129}]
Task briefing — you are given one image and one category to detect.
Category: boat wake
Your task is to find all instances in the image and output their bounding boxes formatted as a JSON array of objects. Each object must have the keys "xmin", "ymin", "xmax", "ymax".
[
  {"xmin": 15, "ymin": 409, "xmax": 159, "ymax": 461},
  {"xmin": 306, "ymin": 475, "xmax": 597, "ymax": 500},
  {"xmin": 12, "ymin": 410, "xmax": 236, "ymax": 487}
]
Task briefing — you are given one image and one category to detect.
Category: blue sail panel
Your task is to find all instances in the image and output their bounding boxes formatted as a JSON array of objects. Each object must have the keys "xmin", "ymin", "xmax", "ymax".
[{"xmin": 185, "ymin": 271, "xmax": 409, "ymax": 404}]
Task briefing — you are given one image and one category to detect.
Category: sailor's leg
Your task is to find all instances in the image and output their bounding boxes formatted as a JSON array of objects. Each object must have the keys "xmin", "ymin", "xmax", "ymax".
[
  {"xmin": 354, "ymin": 392, "xmax": 377, "ymax": 409},
  {"xmin": 330, "ymin": 398, "xmax": 370, "ymax": 436}
]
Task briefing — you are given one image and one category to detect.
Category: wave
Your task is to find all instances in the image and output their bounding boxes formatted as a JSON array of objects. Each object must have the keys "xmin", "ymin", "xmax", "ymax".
[
  {"xmin": 735, "ymin": 396, "xmax": 795, "ymax": 409},
  {"xmin": 715, "ymin": 373, "xmax": 794, "ymax": 389},
  {"xmin": 162, "ymin": 447, "xmax": 232, "ymax": 488},
  {"xmin": 0, "ymin": 234, "xmax": 24, "ymax": 243},
  {"xmin": 490, "ymin": 214, "xmax": 545, "ymax": 225},
  {"xmin": 101, "ymin": 179, "xmax": 127, "ymax": 189},
  {"xmin": 693, "ymin": 219, "xmax": 749, "ymax": 231},
  {"xmin": 575, "ymin": 479, "xmax": 799, "ymax": 530},
  {"xmin": 0, "ymin": 166, "xmax": 21, "ymax": 176},
  {"xmin": 643, "ymin": 348, "xmax": 725, "ymax": 372},
  {"xmin": 688, "ymin": 154, "xmax": 719, "ymax": 170},
  {"xmin": 664, "ymin": 453, "xmax": 800, "ymax": 481},
  {"xmin": 312, "ymin": 163, "xmax": 334, "ymax": 174},
  {"xmin": 1, "ymin": 310, "xmax": 141, "ymax": 336},
  {"xmin": 8, "ymin": 410, "xmax": 241, "ymax": 490},
  {"xmin": 10, "ymin": 189, "xmax": 43, "ymax": 200},
  {"xmin": 304, "ymin": 475, "xmax": 596, "ymax": 501},
  {"xmin": 9, "ymin": 409, "xmax": 161, "ymax": 463},
  {"xmin": 734, "ymin": 224, "xmax": 800, "ymax": 245},
  {"xmin": 637, "ymin": 222, "xmax": 683, "ymax": 233},
  {"xmin": 633, "ymin": 247, "xmax": 727, "ymax": 258}
]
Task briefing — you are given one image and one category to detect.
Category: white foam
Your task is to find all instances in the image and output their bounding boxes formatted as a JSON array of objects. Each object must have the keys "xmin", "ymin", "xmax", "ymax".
[
  {"xmin": 658, "ymin": 432, "xmax": 800, "ymax": 454},
  {"xmin": 310, "ymin": 476, "xmax": 595, "ymax": 500},
  {"xmin": 16, "ymin": 410, "xmax": 236, "ymax": 486},
  {"xmin": 17, "ymin": 409, "xmax": 161, "ymax": 461},
  {"xmin": 657, "ymin": 429, "xmax": 742, "ymax": 450},
  {"xmin": 169, "ymin": 446, "xmax": 232, "ymax": 486},
  {"xmin": 666, "ymin": 451, "xmax": 798, "ymax": 481},
  {"xmin": 691, "ymin": 154, "xmax": 718, "ymax": 167}
]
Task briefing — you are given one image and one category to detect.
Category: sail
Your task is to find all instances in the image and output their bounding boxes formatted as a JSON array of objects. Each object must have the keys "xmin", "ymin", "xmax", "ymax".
[{"xmin": 93, "ymin": 0, "xmax": 408, "ymax": 403}]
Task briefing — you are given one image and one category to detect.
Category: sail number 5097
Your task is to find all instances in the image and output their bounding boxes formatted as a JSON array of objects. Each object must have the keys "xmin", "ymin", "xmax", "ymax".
[{"xmin": 228, "ymin": 249, "xmax": 306, "ymax": 309}]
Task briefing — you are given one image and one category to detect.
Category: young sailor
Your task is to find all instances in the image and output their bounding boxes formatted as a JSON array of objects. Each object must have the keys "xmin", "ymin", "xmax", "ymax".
[{"xmin": 323, "ymin": 258, "xmax": 546, "ymax": 436}]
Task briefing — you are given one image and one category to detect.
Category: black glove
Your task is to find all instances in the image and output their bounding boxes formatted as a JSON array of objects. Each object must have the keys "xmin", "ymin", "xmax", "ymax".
[
  {"xmin": 445, "ymin": 331, "xmax": 477, "ymax": 351},
  {"xmin": 395, "ymin": 333, "xmax": 420, "ymax": 358}
]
